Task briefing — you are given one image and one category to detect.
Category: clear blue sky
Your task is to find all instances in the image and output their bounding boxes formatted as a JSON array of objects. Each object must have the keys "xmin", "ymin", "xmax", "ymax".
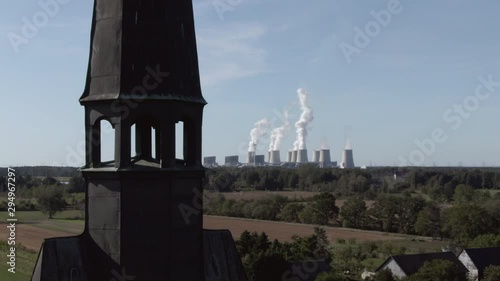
[{"xmin": 1, "ymin": 0, "xmax": 500, "ymax": 167}]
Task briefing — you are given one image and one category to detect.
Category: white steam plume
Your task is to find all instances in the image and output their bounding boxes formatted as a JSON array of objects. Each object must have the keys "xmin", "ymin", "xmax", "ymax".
[
  {"xmin": 294, "ymin": 88, "xmax": 314, "ymax": 150},
  {"xmin": 269, "ymin": 109, "xmax": 291, "ymax": 151},
  {"xmin": 248, "ymin": 118, "xmax": 270, "ymax": 152},
  {"xmin": 344, "ymin": 126, "xmax": 352, "ymax": 150},
  {"xmin": 320, "ymin": 137, "xmax": 329, "ymax": 150}
]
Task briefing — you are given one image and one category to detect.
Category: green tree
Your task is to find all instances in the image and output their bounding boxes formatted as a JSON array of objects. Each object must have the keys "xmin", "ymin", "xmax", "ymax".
[
  {"xmin": 483, "ymin": 265, "xmax": 500, "ymax": 281},
  {"xmin": 311, "ymin": 192, "xmax": 339, "ymax": 225},
  {"xmin": 244, "ymin": 170, "xmax": 260, "ymax": 187},
  {"xmin": 236, "ymin": 231, "xmax": 271, "ymax": 257},
  {"xmin": 68, "ymin": 175, "xmax": 85, "ymax": 193},
  {"xmin": 42, "ymin": 176, "xmax": 58, "ymax": 186},
  {"xmin": 298, "ymin": 205, "xmax": 322, "ymax": 225},
  {"xmin": 453, "ymin": 184, "xmax": 475, "ymax": 204},
  {"xmin": 209, "ymin": 170, "xmax": 237, "ymax": 192},
  {"xmin": 407, "ymin": 259, "xmax": 466, "ymax": 281},
  {"xmin": 444, "ymin": 204, "xmax": 496, "ymax": 246},
  {"xmin": 280, "ymin": 203, "xmax": 305, "ymax": 223},
  {"xmin": 340, "ymin": 197, "xmax": 367, "ymax": 229},
  {"xmin": 370, "ymin": 195, "xmax": 399, "ymax": 232},
  {"xmin": 414, "ymin": 203, "xmax": 442, "ymax": 238},
  {"xmin": 37, "ymin": 187, "xmax": 66, "ymax": 219},
  {"xmin": 469, "ymin": 234, "xmax": 500, "ymax": 248},
  {"xmin": 0, "ymin": 175, "xmax": 6, "ymax": 192},
  {"xmin": 250, "ymin": 195, "xmax": 288, "ymax": 220},
  {"xmin": 248, "ymin": 253, "xmax": 288, "ymax": 281},
  {"xmin": 314, "ymin": 272, "xmax": 349, "ymax": 281},
  {"xmin": 313, "ymin": 227, "xmax": 331, "ymax": 260},
  {"xmin": 397, "ymin": 196, "xmax": 426, "ymax": 234}
]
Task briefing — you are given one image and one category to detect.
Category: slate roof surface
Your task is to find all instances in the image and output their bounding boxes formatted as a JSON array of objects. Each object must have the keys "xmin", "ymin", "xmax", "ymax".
[
  {"xmin": 377, "ymin": 252, "xmax": 468, "ymax": 276},
  {"xmin": 463, "ymin": 247, "xmax": 500, "ymax": 273}
]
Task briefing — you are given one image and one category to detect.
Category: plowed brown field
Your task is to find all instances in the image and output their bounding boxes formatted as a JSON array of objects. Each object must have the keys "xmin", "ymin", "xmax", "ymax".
[{"xmin": 2, "ymin": 215, "xmax": 406, "ymax": 252}]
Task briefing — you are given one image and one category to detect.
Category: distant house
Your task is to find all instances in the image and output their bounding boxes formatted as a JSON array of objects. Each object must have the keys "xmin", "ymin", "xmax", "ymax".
[
  {"xmin": 376, "ymin": 252, "xmax": 468, "ymax": 279},
  {"xmin": 458, "ymin": 247, "xmax": 500, "ymax": 281}
]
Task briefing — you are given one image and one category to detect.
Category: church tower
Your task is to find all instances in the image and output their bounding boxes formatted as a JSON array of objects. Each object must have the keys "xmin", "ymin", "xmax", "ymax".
[
  {"xmin": 32, "ymin": 1, "xmax": 248, "ymax": 280},
  {"xmin": 78, "ymin": 0, "xmax": 206, "ymax": 280}
]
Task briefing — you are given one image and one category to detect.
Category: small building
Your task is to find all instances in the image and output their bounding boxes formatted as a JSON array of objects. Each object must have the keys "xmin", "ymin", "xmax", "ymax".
[
  {"xmin": 203, "ymin": 156, "xmax": 217, "ymax": 167},
  {"xmin": 225, "ymin": 155, "xmax": 240, "ymax": 166},
  {"xmin": 458, "ymin": 247, "xmax": 500, "ymax": 281},
  {"xmin": 254, "ymin": 155, "xmax": 265, "ymax": 165},
  {"xmin": 376, "ymin": 252, "xmax": 468, "ymax": 279}
]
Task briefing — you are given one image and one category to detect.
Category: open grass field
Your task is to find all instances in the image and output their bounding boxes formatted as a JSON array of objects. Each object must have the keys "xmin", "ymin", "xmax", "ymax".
[
  {"xmin": 0, "ymin": 265, "xmax": 32, "ymax": 281},
  {"xmin": 204, "ymin": 216, "xmax": 446, "ymax": 252}
]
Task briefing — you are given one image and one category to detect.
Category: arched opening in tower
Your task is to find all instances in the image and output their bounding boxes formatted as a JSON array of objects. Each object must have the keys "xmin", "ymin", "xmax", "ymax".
[
  {"xmin": 100, "ymin": 119, "xmax": 115, "ymax": 164},
  {"xmin": 176, "ymin": 121, "xmax": 185, "ymax": 162}
]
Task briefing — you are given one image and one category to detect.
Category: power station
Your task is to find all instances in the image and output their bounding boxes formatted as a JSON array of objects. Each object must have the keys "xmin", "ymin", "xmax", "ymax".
[{"xmin": 216, "ymin": 145, "xmax": 344, "ymax": 168}]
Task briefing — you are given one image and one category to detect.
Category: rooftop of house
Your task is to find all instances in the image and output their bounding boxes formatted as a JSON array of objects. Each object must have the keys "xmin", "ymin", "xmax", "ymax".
[
  {"xmin": 376, "ymin": 251, "xmax": 468, "ymax": 276},
  {"xmin": 461, "ymin": 247, "xmax": 500, "ymax": 272}
]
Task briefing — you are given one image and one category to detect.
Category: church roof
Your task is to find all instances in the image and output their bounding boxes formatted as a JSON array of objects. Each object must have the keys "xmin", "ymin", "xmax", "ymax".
[{"xmin": 79, "ymin": 0, "xmax": 206, "ymax": 104}]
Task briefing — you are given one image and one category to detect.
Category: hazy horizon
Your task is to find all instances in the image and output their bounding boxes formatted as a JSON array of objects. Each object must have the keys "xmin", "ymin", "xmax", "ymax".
[{"xmin": 2, "ymin": 0, "xmax": 500, "ymax": 167}]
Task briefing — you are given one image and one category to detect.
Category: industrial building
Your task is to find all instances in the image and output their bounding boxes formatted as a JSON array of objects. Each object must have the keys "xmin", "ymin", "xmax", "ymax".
[
  {"xmin": 225, "ymin": 155, "xmax": 240, "ymax": 166},
  {"xmin": 203, "ymin": 156, "xmax": 217, "ymax": 167}
]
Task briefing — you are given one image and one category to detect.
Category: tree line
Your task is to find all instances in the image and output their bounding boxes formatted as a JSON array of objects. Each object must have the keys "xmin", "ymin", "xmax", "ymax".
[
  {"xmin": 205, "ymin": 166, "xmax": 500, "ymax": 197},
  {"xmin": 206, "ymin": 188, "xmax": 500, "ymax": 248},
  {"xmin": 0, "ymin": 166, "xmax": 79, "ymax": 178}
]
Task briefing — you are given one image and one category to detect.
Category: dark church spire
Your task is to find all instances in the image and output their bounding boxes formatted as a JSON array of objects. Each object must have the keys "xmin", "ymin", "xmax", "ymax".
[{"xmin": 80, "ymin": 0, "xmax": 206, "ymax": 104}]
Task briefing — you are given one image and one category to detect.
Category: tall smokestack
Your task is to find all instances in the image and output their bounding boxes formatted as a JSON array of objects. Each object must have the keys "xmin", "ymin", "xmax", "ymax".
[
  {"xmin": 269, "ymin": 150, "xmax": 281, "ymax": 164},
  {"xmin": 296, "ymin": 149, "xmax": 308, "ymax": 163}
]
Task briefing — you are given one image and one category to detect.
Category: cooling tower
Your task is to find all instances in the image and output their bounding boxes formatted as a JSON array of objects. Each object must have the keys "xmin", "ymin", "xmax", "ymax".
[
  {"xmin": 312, "ymin": 150, "xmax": 320, "ymax": 162},
  {"xmin": 296, "ymin": 149, "xmax": 308, "ymax": 163},
  {"xmin": 291, "ymin": 150, "xmax": 298, "ymax": 163},
  {"xmin": 247, "ymin": 151, "xmax": 256, "ymax": 164},
  {"xmin": 341, "ymin": 149, "xmax": 355, "ymax": 168},
  {"xmin": 287, "ymin": 151, "xmax": 293, "ymax": 163},
  {"xmin": 319, "ymin": 149, "xmax": 331, "ymax": 164},
  {"xmin": 269, "ymin": 150, "xmax": 281, "ymax": 164}
]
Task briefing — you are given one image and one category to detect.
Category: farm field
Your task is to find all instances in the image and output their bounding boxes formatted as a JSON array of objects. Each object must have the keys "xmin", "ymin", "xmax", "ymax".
[
  {"xmin": 0, "ymin": 211, "xmax": 445, "ymax": 250},
  {"xmin": 204, "ymin": 216, "xmax": 446, "ymax": 251},
  {"xmin": 0, "ymin": 211, "xmax": 446, "ymax": 279}
]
